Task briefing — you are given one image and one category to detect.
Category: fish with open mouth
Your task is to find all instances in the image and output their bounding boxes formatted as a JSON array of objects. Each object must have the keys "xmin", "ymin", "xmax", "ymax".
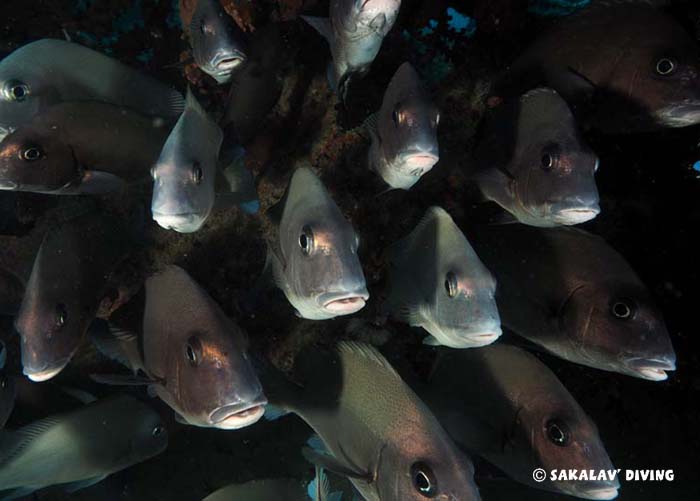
[{"xmin": 91, "ymin": 265, "xmax": 267, "ymax": 430}]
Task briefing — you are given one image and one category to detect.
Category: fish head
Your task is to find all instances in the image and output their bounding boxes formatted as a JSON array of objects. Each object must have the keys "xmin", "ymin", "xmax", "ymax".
[
  {"xmin": 190, "ymin": 0, "xmax": 247, "ymax": 84},
  {"xmin": 558, "ymin": 283, "xmax": 676, "ymax": 381},
  {"xmin": 336, "ymin": 0, "xmax": 402, "ymax": 35},
  {"xmin": 151, "ymin": 90, "xmax": 221, "ymax": 233},
  {"xmin": 170, "ymin": 327, "xmax": 267, "ymax": 429},
  {"xmin": 509, "ymin": 89, "xmax": 600, "ymax": 225},
  {"xmin": 0, "ymin": 68, "xmax": 55, "ymax": 141},
  {"xmin": 379, "ymin": 63, "xmax": 440, "ymax": 180},
  {"xmin": 0, "ymin": 127, "xmax": 81, "ymax": 193},
  {"xmin": 124, "ymin": 400, "xmax": 169, "ymax": 462}
]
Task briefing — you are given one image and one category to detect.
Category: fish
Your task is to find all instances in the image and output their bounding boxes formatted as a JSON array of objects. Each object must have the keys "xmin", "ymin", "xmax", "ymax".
[
  {"xmin": 151, "ymin": 90, "xmax": 223, "ymax": 233},
  {"xmin": 423, "ymin": 344, "xmax": 619, "ymax": 500},
  {"xmin": 474, "ymin": 88, "xmax": 600, "ymax": 227},
  {"xmin": 91, "ymin": 265, "xmax": 267, "ymax": 430},
  {"xmin": 495, "ymin": 2, "xmax": 700, "ymax": 133},
  {"xmin": 188, "ymin": 0, "xmax": 248, "ymax": 84},
  {"xmin": 366, "ymin": 63, "xmax": 440, "ymax": 190},
  {"xmin": 0, "ymin": 267, "xmax": 24, "ymax": 314},
  {"xmin": 265, "ymin": 167, "xmax": 369, "ymax": 320},
  {"xmin": 15, "ymin": 211, "xmax": 130, "ymax": 382},
  {"xmin": 0, "ymin": 39, "xmax": 184, "ymax": 141},
  {"xmin": 303, "ymin": 0, "xmax": 402, "ymax": 98},
  {"xmin": 0, "ymin": 101, "xmax": 171, "ymax": 194},
  {"xmin": 471, "ymin": 225, "xmax": 676, "ymax": 380},
  {"xmin": 384, "ymin": 206, "xmax": 502, "ymax": 348},
  {"xmin": 267, "ymin": 341, "xmax": 481, "ymax": 501},
  {"xmin": 0, "ymin": 394, "xmax": 167, "ymax": 499}
]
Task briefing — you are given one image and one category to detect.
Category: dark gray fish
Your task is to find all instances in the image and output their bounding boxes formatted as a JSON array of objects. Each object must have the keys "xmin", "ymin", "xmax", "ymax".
[
  {"xmin": 0, "ymin": 39, "xmax": 184, "ymax": 141},
  {"xmin": 303, "ymin": 0, "xmax": 402, "ymax": 98},
  {"xmin": 0, "ymin": 267, "xmax": 24, "ymax": 314},
  {"xmin": 366, "ymin": 63, "xmax": 440, "ymax": 190},
  {"xmin": 269, "ymin": 341, "xmax": 481, "ymax": 501},
  {"xmin": 472, "ymin": 225, "xmax": 676, "ymax": 380},
  {"xmin": 188, "ymin": 0, "xmax": 247, "ymax": 84},
  {"xmin": 0, "ymin": 101, "xmax": 171, "ymax": 195},
  {"xmin": 92, "ymin": 266, "xmax": 267, "ymax": 430},
  {"xmin": 266, "ymin": 167, "xmax": 368, "ymax": 320},
  {"xmin": 424, "ymin": 345, "xmax": 619, "ymax": 500},
  {"xmin": 474, "ymin": 88, "xmax": 600, "ymax": 227},
  {"xmin": 15, "ymin": 212, "xmax": 130, "ymax": 382},
  {"xmin": 0, "ymin": 395, "xmax": 167, "ymax": 498},
  {"xmin": 385, "ymin": 207, "xmax": 501, "ymax": 348},
  {"xmin": 151, "ymin": 90, "xmax": 223, "ymax": 233},
  {"xmin": 497, "ymin": 3, "xmax": 700, "ymax": 132}
]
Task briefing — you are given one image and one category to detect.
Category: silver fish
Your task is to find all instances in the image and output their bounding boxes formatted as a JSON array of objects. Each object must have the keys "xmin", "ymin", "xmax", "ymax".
[
  {"xmin": 385, "ymin": 207, "xmax": 501, "ymax": 348},
  {"xmin": 366, "ymin": 63, "xmax": 440, "ymax": 190},
  {"xmin": 266, "ymin": 167, "xmax": 369, "ymax": 320},
  {"xmin": 474, "ymin": 88, "xmax": 600, "ymax": 227},
  {"xmin": 0, "ymin": 39, "xmax": 184, "ymax": 141},
  {"xmin": 188, "ymin": 0, "xmax": 247, "ymax": 84},
  {"xmin": 151, "ymin": 90, "xmax": 223, "ymax": 233},
  {"xmin": 424, "ymin": 345, "xmax": 619, "ymax": 500},
  {"xmin": 0, "ymin": 395, "xmax": 167, "ymax": 498},
  {"xmin": 303, "ymin": 0, "xmax": 402, "ymax": 98}
]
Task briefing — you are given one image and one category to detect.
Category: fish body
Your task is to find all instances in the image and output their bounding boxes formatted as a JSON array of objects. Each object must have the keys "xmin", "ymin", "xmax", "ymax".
[
  {"xmin": 15, "ymin": 212, "xmax": 129, "ymax": 382},
  {"xmin": 425, "ymin": 345, "xmax": 619, "ymax": 500},
  {"xmin": 0, "ymin": 395, "xmax": 167, "ymax": 497},
  {"xmin": 151, "ymin": 90, "xmax": 223, "ymax": 233},
  {"xmin": 203, "ymin": 479, "xmax": 308, "ymax": 501},
  {"xmin": 472, "ymin": 225, "xmax": 676, "ymax": 380},
  {"xmin": 474, "ymin": 88, "xmax": 600, "ymax": 227},
  {"xmin": 303, "ymin": 0, "xmax": 402, "ymax": 97},
  {"xmin": 385, "ymin": 207, "xmax": 501, "ymax": 348},
  {"xmin": 267, "ymin": 167, "xmax": 368, "ymax": 320},
  {"xmin": 93, "ymin": 266, "xmax": 267, "ymax": 430},
  {"xmin": 271, "ymin": 341, "xmax": 480, "ymax": 501},
  {"xmin": 188, "ymin": 0, "xmax": 248, "ymax": 84},
  {"xmin": 367, "ymin": 63, "xmax": 439, "ymax": 190},
  {"xmin": 497, "ymin": 3, "xmax": 700, "ymax": 132},
  {"xmin": 0, "ymin": 39, "xmax": 184, "ymax": 141},
  {"xmin": 0, "ymin": 101, "xmax": 171, "ymax": 194}
]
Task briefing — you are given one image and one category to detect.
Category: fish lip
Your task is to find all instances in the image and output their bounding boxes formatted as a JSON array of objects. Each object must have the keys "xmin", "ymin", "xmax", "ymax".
[
  {"xmin": 152, "ymin": 211, "xmax": 206, "ymax": 233},
  {"xmin": 23, "ymin": 358, "xmax": 71, "ymax": 382},
  {"xmin": 213, "ymin": 54, "xmax": 245, "ymax": 70},
  {"xmin": 576, "ymin": 487, "xmax": 620, "ymax": 500},
  {"xmin": 318, "ymin": 290, "xmax": 370, "ymax": 314},
  {"xmin": 549, "ymin": 204, "xmax": 601, "ymax": 224},
  {"xmin": 626, "ymin": 357, "xmax": 676, "ymax": 381},
  {"xmin": 0, "ymin": 180, "xmax": 19, "ymax": 191},
  {"xmin": 208, "ymin": 398, "xmax": 267, "ymax": 429}
]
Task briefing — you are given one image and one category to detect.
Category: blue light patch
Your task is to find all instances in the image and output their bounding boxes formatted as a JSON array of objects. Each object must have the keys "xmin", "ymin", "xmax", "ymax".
[
  {"xmin": 692, "ymin": 160, "xmax": 700, "ymax": 172},
  {"xmin": 447, "ymin": 8, "xmax": 477, "ymax": 37},
  {"xmin": 528, "ymin": 0, "xmax": 590, "ymax": 17}
]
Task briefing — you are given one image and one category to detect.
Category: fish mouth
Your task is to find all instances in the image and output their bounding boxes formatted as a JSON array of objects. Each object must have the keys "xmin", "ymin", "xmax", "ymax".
[
  {"xmin": 402, "ymin": 153, "xmax": 439, "ymax": 173},
  {"xmin": 23, "ymin": 358, "xmax": 71, "ymax": 382},
  {"xmin": 577, "ymin": 486, "xmax": 620, "ymax": 500},
  {"xmin": 448, "ymin": 326, "xmax": 502, "ymax": 348},
  {"xmin": 214, "ymin": 55, "xmax": 245, "ymax": 71},
  {"xmin": 0, "ymin": 179, "xmax": 19, "ymax": 191},
  {"xmin": 549, "ymin": 204, "xmax": 601, "ymax": 225},
  {"xmin": 319, "ymin": 291, "xmax": 369, "ymax": 315},
  {"xmin": 209, "ymin": 399, "xmax": 267, "ymax": 430},
  {"xmin": 626, "ymin": 357, "xmax": 676, "ymax": 381},
  {"xmin": 152, "ymin": 212, "xmax": 206, "ymax": 233},
  {"xmin": 656, "ymin": 103, "xmax": 700, "ymax": 127}
]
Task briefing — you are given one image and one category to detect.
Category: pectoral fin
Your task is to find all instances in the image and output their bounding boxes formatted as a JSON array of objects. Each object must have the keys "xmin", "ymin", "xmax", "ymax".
[
  {"xmin": 302, "ymin": 447, "xmax": 371, "ymax": 482},
  {"xmin": 302, "ymin": 16, "xmax": 333, "ymax": 43}
]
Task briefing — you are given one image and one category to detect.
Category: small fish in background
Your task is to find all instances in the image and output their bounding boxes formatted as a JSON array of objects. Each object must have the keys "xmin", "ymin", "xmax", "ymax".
[
  {"xmin": 265, "ymin": 341, "xmax": 481, "ymax": 501},
  {"xmin": 215, "ymin": 143, "xmax": 260, "ymax": 214},
  {"xmin": 265, "ymin": 167, "xmax": 369, "ymax": 320},
  {"xmin": 151, "ymin": 89, "xmax": 223, "ymax": 233},
  {"xmin": 0, "ymin": 39, "xmax": 184, "ymax": 141},
  {"xmin": 472, "ymin": 225, "xmax": 677, "ymax": 381},
  {"xmin": 496, "ymin": 2, "xmax": 700, "ymax": 133},
  {"xmin": 303, "ymin": 0, "xmax": 402, "ymax": 99},
  {"xmin": 474, "ymin": 88, "xmax": 600, "ymax": 227},
  {"xmin": 0, "ymin": 394, "xmax": 167, "ymax": 499},
  {"xmin": 384, "ymin": 207, "xmax": 501, "ymax": 348},
  {"xmin": 15, "ymin": 211, "xmax": 131, "ymax": 382},
  {"xmin": 422, "ymin": 344, "xmax": 619, "ymax": 500},
  {"xmin": 187, "ymin": 0, "xmax": 248, "ymax": 84},
  {"xmin": 92, "ymin": 266, "xmax": 267, "ymax": 430},
  {"xmin": 366, "ymin": 63, "xmax": 440, "ymax": 190},
  {"xmin": 0, "ymin": 267, "xmax": 24, "ymax": 314},
  {"xmin": 0, "ymin": 101, "xmax": 171, "ymax": 195}
]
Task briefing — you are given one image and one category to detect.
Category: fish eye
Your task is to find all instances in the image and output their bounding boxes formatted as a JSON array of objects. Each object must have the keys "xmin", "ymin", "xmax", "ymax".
[
  {"xmin": 191, "ymin": 163, "xmax": 203, "ymax": 185},
  {"xmin": 299, "ymin": 225, "xmax": 315, "ymax": 256},
  {"xmin": 611, "ymin": 299, "xmax": 635, "ymax": 320},
  {"xmin": 152, "ymin": 424, "xmax": 166, "ymax": 438},
  {"xmin": 541, "ymin": 153, "xmax": 554, "ymax": 171},
  {"xmin": 55, "ymin": 303, "xmax": 67, "ymax": 329},
  {"xmin": 444, "ymin": 271, "xmax": 458, "ymax": 298},
  {"xmin": 0, "ymin": 376, "xmax": 6, "ymax": 389},
  {"xmin": 392, "ymin": 107, "xmax": 406, "ymax": 127},
  {"xmin": 21, "ymin": 146, "xmax": 43, "ymax": 162},
  {"xmin": 546, "ymin": 419, "xmax": 570, "ymax": 446},
  {"xmin": 434, "ymin": 112, "xmax": 440, "ymax": 127},
  {"xmin": 3, "ymin": 80, "xmax": 30, "ymax": 102},
  {"xmin": 200, "ymin": 21, "xmax": 214, "ymax": 35},
  {"xmin": 410, "ymin": 462, "xmax": 437, "ymax": 497},
  {"xmin": 594, "ymin": 157, "xmax": 600, "ymax": 173},
  {"xmin": 150, "ymin": 166, "xmax": 157, "ymax": 180},
  {"xmin": 185, "ymin": 336, "xmax": 202, "ymax": 366},
  {"xmin": 655, "ymin": 58, "xmax": 676, "ymax": 76}
]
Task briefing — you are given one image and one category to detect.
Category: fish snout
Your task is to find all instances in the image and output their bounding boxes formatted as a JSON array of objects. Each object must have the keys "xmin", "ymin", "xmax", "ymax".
[
  {"xmin": 208, "ymin": 395, "xmax": 267, "ymax": 430},
  {"xmin": 572, "ymin": 479, "xmax": 621, "ymax": 500},
  {"xmin": 318, "ymin": 289, "xmax": 369, "ymax": 315},
  {"xmin": 20, "ymin": 351, "xmax": 71, "ymax": 382},
  {"xmin": 625, "ymin": 356, "xmax": 676, "ymax": 381},
  {"xmin": 401, "ymin": 146, "xmax": 439, "ymax": 174},
  {"xmin": 152, "ymin": 212, "xmax": 207, "ymax": 233},
  {"xmin": 212, "ymin": 52, "xmax": 245, "ymax": 71},
  {"xmin": 548, "ymin": 197, "xmax": 601, "ymax": 225}
]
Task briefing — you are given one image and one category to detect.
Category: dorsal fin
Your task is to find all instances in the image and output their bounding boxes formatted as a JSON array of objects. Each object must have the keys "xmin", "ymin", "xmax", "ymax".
[{"xmin": 336, "ymin": 341, "xmax": 399, "ymax": 379}]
